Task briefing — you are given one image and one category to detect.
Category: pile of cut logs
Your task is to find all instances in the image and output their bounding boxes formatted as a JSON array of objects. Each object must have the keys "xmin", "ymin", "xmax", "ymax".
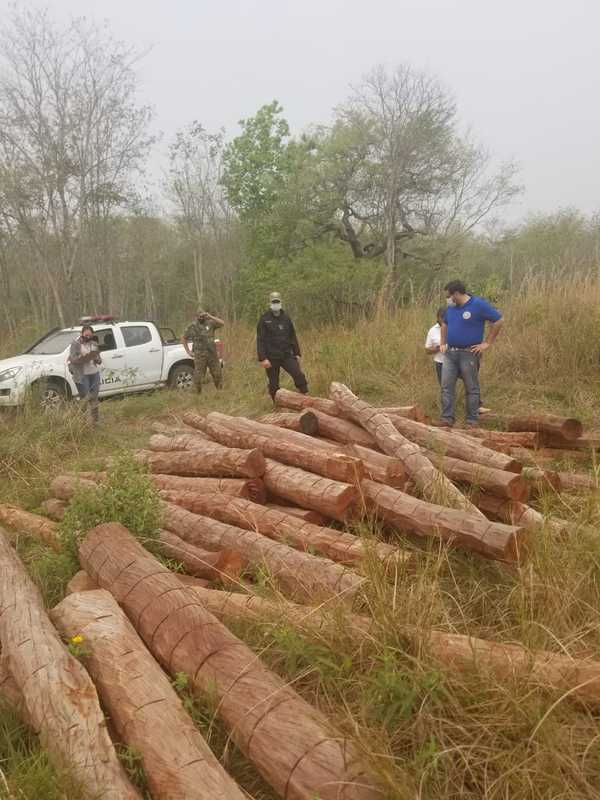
[{"xmin": 1, "ymin": 383, "xmax": 599, "ymax": 799}]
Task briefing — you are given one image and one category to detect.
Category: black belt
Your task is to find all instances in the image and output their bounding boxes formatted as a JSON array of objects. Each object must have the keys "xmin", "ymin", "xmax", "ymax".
[{"xmin": 447, "ymin": 346, "xmax": 477, "ymax": 351}]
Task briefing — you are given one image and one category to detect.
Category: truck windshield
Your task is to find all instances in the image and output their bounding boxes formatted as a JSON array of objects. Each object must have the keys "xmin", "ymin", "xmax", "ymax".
[{"xmin": 28, "ymin": 330, "xmax": 77, "ymax": 355}]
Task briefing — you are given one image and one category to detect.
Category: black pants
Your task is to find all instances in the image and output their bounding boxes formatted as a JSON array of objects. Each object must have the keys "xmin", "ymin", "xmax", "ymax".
[{"xmin": 266, "ymin": 357, "xmax": 308, "ymax": 399}]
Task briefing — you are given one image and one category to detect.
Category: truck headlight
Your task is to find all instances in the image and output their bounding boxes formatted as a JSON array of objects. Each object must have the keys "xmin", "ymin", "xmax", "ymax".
[{"xmin": 0, "ymin": 367, "xmax": 23, "ymax": 383}]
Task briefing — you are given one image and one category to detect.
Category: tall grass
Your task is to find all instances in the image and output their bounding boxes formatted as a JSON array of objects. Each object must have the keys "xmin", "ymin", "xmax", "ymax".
[{"xmin": 2, "ymin": 275, "xmax": 600, "ymax": 798}]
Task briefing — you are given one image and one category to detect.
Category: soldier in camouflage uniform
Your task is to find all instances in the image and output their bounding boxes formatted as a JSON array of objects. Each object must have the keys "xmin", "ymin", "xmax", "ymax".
[{"xmin": 181, "ymin": 308, "xmax": 224, "ymax": 392}]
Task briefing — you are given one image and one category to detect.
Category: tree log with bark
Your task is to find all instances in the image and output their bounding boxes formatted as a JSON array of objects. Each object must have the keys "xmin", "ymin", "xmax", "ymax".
[
  {"xmin": 41, "ymin": 498, "xmax": 68, "ymax": 521},
  {"xmin": 265, "ymin": 503, "xmax": 326, "ymax": 525},
  {"xmin": 160, "ymin": 491, "xmax": 410, "ymax": 570},
  {"xmin": 136, "ymin": 441, "xmax": 266, "ymax": 478},
  {"xmin": 51, "ymin": 589, "xmax": 247, "ymax": 800},
  {"xmin": 300, "ymin": 409, "xmax": 379, "ymax": 449},
  {"xmin": 162, "ymin": 502, "xmax": 364, "ymax": 602},
  {"xmin": 330, "ymin": 383, "xmax": 485, "ymax": 516},
  {"xmin": 361, "ymin": 480, "xmax": 527, "ymax": 562},
  {"xmin": 79, "ymin": 523, "xmax": 380, "ymax": 800},
  {"xmin": 471, "ymin": 493, "xmax": 570, "ymax": 538},
  {"xmin": 0, "ymin": 503, "xmax": 60, "ymax": 550},
  {"xmin": 424, "ymin": 452, "xmax": 531, "ymax": 501},
  {"xmin": 482, "ymin": 413, "xmax": 583, "ymax": 441},
  {"xmin": 158, "ymin": 529, "xmax": 245, "ymax": 582},
  {"xmin": 0, "ymin": 529, "xmax": 140, "ymax": 799},
  {"xmin": 274, "ymin": 387, "xmax": 425, "ymax": 421}
]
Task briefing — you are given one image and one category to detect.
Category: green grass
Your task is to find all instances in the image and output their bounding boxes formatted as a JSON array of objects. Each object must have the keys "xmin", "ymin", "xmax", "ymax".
[{"xmin": 2, "ymin": 277, "xmax": 600, "ymax": 797}]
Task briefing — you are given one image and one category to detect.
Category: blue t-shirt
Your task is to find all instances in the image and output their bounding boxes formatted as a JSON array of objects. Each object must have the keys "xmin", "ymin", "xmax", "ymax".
[{"xmin": 443, "ymin": 296, "xmax": 502, "ymax": 347}]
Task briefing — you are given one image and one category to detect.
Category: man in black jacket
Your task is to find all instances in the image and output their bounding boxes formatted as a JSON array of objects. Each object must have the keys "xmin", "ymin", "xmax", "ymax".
[{"xmin": 257, "ymin": 291, "xmax": 308, "ymax": 401}]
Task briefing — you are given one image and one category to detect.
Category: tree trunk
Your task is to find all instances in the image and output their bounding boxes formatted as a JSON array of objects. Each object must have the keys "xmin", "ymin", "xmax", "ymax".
[
  {"xmin": 274, "ymin": 387, "xmax": 424, "ymax": 421},
  {"xmin": 67, "ymin": 571, "xmax": 98, "ymax": 594},
  {"xmin": 330, "ymin": 383, "xmax": 485, "ymax": 517},
  {"xmin": 147, "ymin": 433, "xmax": 219, "ymax": 452},
  {"xmin": 265, "ymin": 503, "xmax": 326, "ymax": 525},
  {"xmin": 556, "ymin": 472, "xmax": 598, "ymax": 493},
  {"xmin": 471, "ymin": 493, "xmax": 570, "ymax": 538},
  {"xmin": 203, "ymin": 412, "xmax": 365, "ymax": 484},
  {"xmin": 300, "ymin": 409, "xmax": 379, "ymax": 449},
  {"xmin": 0, "ymin": 529, "xmax": 140, "ymax": 799},
  {"xmin": 151, "ymin": 421, "xmax": 213, "ymax": 439},
  {"xmin": 160, "ymin": 491, "xmax": 410, "ymax": 570},
  {"xmin": 424, "ymin": 452, "xmax": 531, "ymax": 501},
  {"xmin": 51, "ymin": 589, "xmax": 247, "ymax": 800},
  {"xmin": 457, "ymin": 428, "xmax": 540, "ymax": 449},
  {"xmin": 79, "ymin": 523, "xmax": 380, "ymax": 800},
  {"xmin": 361, "ymin": 480, "xmax": 527, "ymax": 562},
  {"xmin": 535, "ymin": 432, "xmax": 600, "ymax": 450},
  {"xmin": 41, "ymin": 498, "xmax": 68, "ymax": 521},
  {"xmin": 262, "ymin": 459, "xmax": 359, "ymax": 523},
  {"xmin": 483, "ymin": 414, "xmax": 583, "ymax": 441},
  {"xmin": 158, "ymin": 529, "xmax": 245, "ymax": 582},
  {"xmin": 162, "ymin": 502, "xmax": 364, "ymax": 603},
  {"xmin": 136, "ymin": 442, "xmax": 266, "ymax": 479},
  {"xmin": 0, "ymin": 504, "xmax": 60, "ymax": 551}
]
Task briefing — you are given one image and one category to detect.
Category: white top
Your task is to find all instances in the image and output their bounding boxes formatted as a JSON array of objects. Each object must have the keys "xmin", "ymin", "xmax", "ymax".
[{"xmin": 425, "ymin": 323, "xmax": 444, "ymax": 363}]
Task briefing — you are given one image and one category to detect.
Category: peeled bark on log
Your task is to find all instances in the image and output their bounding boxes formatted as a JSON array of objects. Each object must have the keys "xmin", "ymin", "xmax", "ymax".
[
  {"xmin": 161, "ymin": 491, "xmax": 409, "ymax": 570},
  {"xmin": 263, "ymin": 459, "xmax": 359, "ymax": 523},
  {"xmin": 300, "ymin": 409, "xmax": 379, "ymax": 449},
  {"xmin": 0, "ymin": 504, "xmax": 60, "ymax": 551},
  {"xmin": 424, "ymin": 452, "xmax": 531, "ymax": 501},
  {"xmin": 362, "ymin": 479, "xmax": 527, "ymax": 562},
  {"xmin": 162, "ymin": 502, "xmax": 364, "ymax": 602},
  {"xmin": 483, "ymin": 413, "xmax": 583, "ymax": 441},
  {"xmin": 274, "ymin": 387, "xmax": 425, "ymax": 421},
  {"xmin": 51, "ymin": 589, "xmax": 247, "ymax": 800},
  {"xmin": 158, "ymin": 529, "xmax": 245, "ymax": 582},
  {"xmin": 472, "ymin": 493, "xmax": 570, "ymax": 538},
  {"xmin": 265, "ymin": 503, "xmax": 326, "ymax": 525},
  {"xmin": 67, "ymin": 570, "xmax": 98, "ymax": 594},
  {"xmin": 0, "ymin": 529, "xmax": 140, "ymax": 799},
  {"xmin": 136, "ymin": 441, "xmax": 266, "ymax": 479},
  {"xmin": 41, "ymin": 498, "xmax": 68, "ymax": 521},
  {"xmin": 80, "ymin": 524, "xmax": 379, "ymax": 800},
  {"xmin": 557, "ymin": 472, "xmax": 599, "ymax": 493},
  {"xmin": 330, "ymin": 383, "xmax": 485, "ymax": 517},
  {"xmin": 204, "ymin": 412, "xmax": 365, "ymax": 484}
]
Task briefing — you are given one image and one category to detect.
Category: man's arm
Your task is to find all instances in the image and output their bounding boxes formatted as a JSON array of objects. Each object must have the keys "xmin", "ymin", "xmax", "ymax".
[
  {"xmin": 472, "ymin": 318, "xmax": 504, "ymax": 354},
  {"xmin": 256, "ymin": 318, "xmax": 270, "ymax": 367},
  {"xmin": 288, "ymin": 319, "xmax": 301, "ymax": 358},
  {"xmin": 440, "ymin": 322, "xmax": 448, "ymax": 353},
  {"xmin": 206, "ymin": 313, "xmax": 224, "ymax": 328}
]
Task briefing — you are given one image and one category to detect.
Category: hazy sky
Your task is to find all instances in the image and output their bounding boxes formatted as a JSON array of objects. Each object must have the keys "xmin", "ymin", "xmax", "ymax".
[{"xmin": 2, "ymin": 0, "xmax": 598, "ymax": 222}]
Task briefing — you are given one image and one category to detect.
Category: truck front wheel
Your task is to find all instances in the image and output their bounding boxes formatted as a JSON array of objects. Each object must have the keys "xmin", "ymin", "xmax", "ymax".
[
  {"xmin": 31, "ymin": 378, "xmax": 70, "ymax": 410},
  {"xmin": 168, "ymin": 364, "xmax": 194, "ymax": 390}
]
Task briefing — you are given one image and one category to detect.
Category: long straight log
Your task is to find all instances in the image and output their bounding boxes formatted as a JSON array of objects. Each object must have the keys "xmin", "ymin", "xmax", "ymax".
[
  {"xmin": 362, "ymin": 479, "xmax": 527, "ymax": 562},
  {"xmin": 136, "ymin": 440, "xmax": 266, "ymax": 478},
  {"xmin": 158, "ymin": 529, "xmax": 245, "ymax": 581},
  {"xmin": 265, "ymin": 503, "xmax": 326, "ymax": 525},
  {"xmin": 148, "ymin": 433, "xmax": 219, "ymax": 452},
  {"xmin": 472, "ymin": 492, "xmax": 570, "ymax": 538},
  {"xmin": 557, "ymin": 472, "xmax": 599, "ymax": 493},
  {"xmin": 0, "ymin": 504, "xmax": 60, "ymax": 550},
  {"xmin": 300, "ymin": 409, "xmax": 379, "ymax": 449},
  {"xmin": 160, "ymin": 491, "xmax": 410, "ymax": 570},
  {"xmin": 456, "ymin": 428, "xmax": 540, "ymax": 449},
  {"xmin": 151, "ymin": 420, "xmax": 212, "ymax": 439},
  {"xmin": 51, "ymin": 590, "xmax": 247, "ymax": 800},
  {"xmin": 536, "ymin": 432, "xmax": 600, "ymax": 450},
  {"xmin": 0, "ymin": 529, "xmax": 140, "ymax": 799},
  {"xmin": 274, "ymin": 387, "xmax": 425, "ymax": 421},
  {"xmin": 80, "ymin": 524, "xmax": 379, "ymax": 800},
  {"xmin": 162, "ymin": 502, "xmax": 364, "ymax": 602},
  {"xmin": 204, "ymin": 412, "xmax": 365, "ymax": 484},
  {"xmin": 483, "ymin": 413, "xmax": 583, "ymax": 441},
  {"xmin": 425, "ymin": 452, "xmax": 531, "ymax": 501},
  {"xmin": 330, "ymin": 383, "xmax": 486, "ymax": 517}
]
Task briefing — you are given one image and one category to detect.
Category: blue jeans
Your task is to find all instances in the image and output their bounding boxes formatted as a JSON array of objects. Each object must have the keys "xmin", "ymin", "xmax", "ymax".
[
  {"xmin": 441, "ymin": 350, "xmax": 480, "ymax": 425},
  {"xmin": 76, "ymin": 372, "xmax": 100, "ymax": 423}
]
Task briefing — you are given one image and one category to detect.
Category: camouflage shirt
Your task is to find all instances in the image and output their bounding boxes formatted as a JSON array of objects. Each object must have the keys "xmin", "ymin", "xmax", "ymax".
[{"xmin": 184, "ymin": 319, "xmax": 218, "ymax": 354}]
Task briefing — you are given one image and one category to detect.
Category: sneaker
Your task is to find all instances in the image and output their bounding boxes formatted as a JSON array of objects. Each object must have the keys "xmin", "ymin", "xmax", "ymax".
[
  {"xmin": 478, "ymin": 406, "xmax": 491, "ymax": 414},
  {"xmin": 437, "ymin": 419, "xmax": 454, "ymax": 429}
]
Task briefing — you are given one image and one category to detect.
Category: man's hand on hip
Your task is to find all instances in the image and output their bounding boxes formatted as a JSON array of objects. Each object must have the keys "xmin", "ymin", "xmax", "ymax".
[
  {"xmin": 439, "ymin": 344, "xmax": 449, "ymax": 354},
  {"xmin": 260, "ymin": 359, "xmax": 272, "ymax": 369},
  {"xmin": 471, "ymin": 342, "xmax": 490, "ymax": 354}
]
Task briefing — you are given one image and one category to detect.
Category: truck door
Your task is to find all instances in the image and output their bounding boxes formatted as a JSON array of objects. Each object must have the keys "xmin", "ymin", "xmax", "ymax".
[
  {"xmin": 120, "ymin": 324, "xmax": 163, "ymax": 387},
  {"xmin": 94, "ymin": 327, "xmax": 129, "ymax": 395}
]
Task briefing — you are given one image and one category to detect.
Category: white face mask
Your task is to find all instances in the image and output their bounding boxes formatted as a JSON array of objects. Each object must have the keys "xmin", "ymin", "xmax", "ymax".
[
  {"xmin": 270, "ymin": 302, "xmax": 282, "ymax": 313},
  {"xmin": 446, "ymin": 297, "xmax": 456, "ymax": 307}
]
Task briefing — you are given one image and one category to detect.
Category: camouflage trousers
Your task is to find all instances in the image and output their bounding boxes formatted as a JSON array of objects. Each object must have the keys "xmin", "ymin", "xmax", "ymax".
[{"xmin": 193, "ymin": 350, "xmax": 223, "ymax": 392}]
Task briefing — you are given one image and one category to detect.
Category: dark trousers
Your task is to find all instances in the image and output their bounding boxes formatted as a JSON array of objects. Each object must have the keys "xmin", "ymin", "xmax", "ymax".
[
  {"xmin": 76, "ymin": 372, "xmax": 100, "ymax": 423},
  {"xmin": 266, "ymin": 356, "xmax": 308, "ymax": 400}
]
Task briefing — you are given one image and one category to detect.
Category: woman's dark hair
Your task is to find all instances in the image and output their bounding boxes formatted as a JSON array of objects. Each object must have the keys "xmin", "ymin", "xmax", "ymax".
[
  {"xmin": 436, "ymin": 306, "xmax": 446, "ymax": 322},
  {"xmin": 81, "ymin": 324, "xmax": 94, "ymax": 336}
]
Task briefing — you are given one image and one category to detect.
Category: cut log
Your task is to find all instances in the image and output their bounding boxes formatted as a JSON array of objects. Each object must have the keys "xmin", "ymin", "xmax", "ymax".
[
  {"xmin": 151, "ymin": 420, "xmax": 212, "ymax": 440},
  {"xmin": 522, "ymin": 468, "xmax": 562, "ymax": 494},
  {"xmin": 557, "ymin": 472, "xmax": 599, "ymax": 493},
  {"xmin": 522, "ymin": 447, "xmax": 590, "ymax": 463},
  {"xmin": 0, "ymin": 528, "xmax": 140, "ymax": 799},
  {"xmin": 162, "ymin": 502, "xmax": 364, "ymax": 602},
  {"xmin": 158, "ymin": 529, "xmax": 245, "ymax": 582},
  {"xmin": 300, "ymin": 409, "xmax": 379, "ymax": 449},
  {"xmin": 472, "ymin": 493, "xmax": 570, "ymax": 538},
  {"xmin": 41, "ymin": 498, "xmax": 68, "ymax": 521},
  {"xmin": 265, "ymin": 503, "xmax": 326, "ymax": 525},
  {"xmin": 274, "ymin": 387, "xmax": 425, "ymax": 421},
  {"xmin": 51, "ymin": 589, "xmax": 247, "ymax": 800},
  {"xmin": 176, "ymin": 574, "xmax": 213, "ymax": 589},
  {"xmin": 79, "ymin": 523, "xmax": 380, "ymax": 800},
  {"xmin": 204, "ymin": 412, "xmax": 365, "ymax": 484},
  {"xmin": 148, "ymin": 432, "xmax": 220, "ymax": 452},
  {"xmin": 136, "ymin": 441, "xmax": 266, "ymax": 479},
  {"xmin": 537, "ymin": 432, "xmax": 600, "ymax": 451},
  {"xmin": 424, "ymin": 452, "xmax": 531, "ymax": 501},
  {"xmin": 0, "ymin": 503, "xmax": 60, "ymax": 551},
  {"xmin": 263, "ymin": 459, "xmax": 358, "ymax": 523},
  {"xmin": 361, "ymin": 479, "xmax": 527, "ymax": 562},
  {"xmin": 457, "ymin": 428, "xmax": 540, "ymax": 449},
  {"xmin": 259, "ymin": 410, "xmax": 307, "ymax": 431},
  {"xmin": 160, "ymin": 491, "xmax": 410, "ymax": 570},
  {"xmin": 330, "ymin": 383, "xmax": 486, "ymax": 517},
  {"xmin": 483, "ymin": 413, "xmax": 583, "ymax": 441},
  {"xmin": 51, "ymin": 474, "xmax": 99, "ymax": 501},
  {"xmin": 67, "ymin": 570, "xmax": 98, "ymax": 594}
]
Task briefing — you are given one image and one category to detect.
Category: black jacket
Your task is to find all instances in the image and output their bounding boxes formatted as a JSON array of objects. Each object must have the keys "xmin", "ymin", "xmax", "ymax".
[{"xmin": 256, "ymin": 310, "xmax": 301, "ymax": 361}]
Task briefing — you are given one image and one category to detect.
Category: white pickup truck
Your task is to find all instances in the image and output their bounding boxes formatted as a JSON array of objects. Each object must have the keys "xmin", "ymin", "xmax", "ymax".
[{"xmin": 0, "ymin": 317, "xmax": 217, "ymax": 408}]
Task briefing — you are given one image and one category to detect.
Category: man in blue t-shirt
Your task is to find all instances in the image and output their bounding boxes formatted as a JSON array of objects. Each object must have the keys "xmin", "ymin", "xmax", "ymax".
[{"xmin": 439, "ymin": 280, "xmax": 503, "ymax": 427}]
